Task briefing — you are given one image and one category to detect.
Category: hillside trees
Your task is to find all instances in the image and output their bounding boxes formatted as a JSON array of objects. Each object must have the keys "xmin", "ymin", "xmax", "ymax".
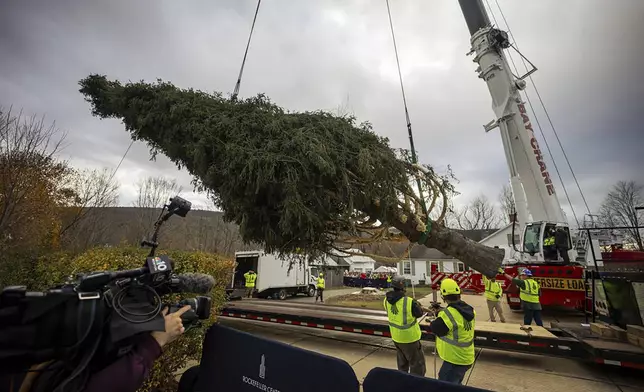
[
  {"xmin": 78, "ymin": 75, "xmax": 504, "ymax": 277},
  {"xmin": 0, "ymin": 107, "xmax": 120, "ymax": 253}
]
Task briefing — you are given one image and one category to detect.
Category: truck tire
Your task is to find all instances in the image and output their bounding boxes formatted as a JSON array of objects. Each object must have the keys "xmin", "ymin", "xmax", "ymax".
[
  {"xmin": 277, "ymin": 289, "xmax": 288, "ymax": 300},
  {"xmin": 307, "ymin": 285, "xmax": 316, "ymax": 297}
]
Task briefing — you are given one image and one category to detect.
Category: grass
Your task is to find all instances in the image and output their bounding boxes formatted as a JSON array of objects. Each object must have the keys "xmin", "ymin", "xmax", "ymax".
[{"xmin": 326, "ymin": 285, "xmax": 434, "ymax": 310}]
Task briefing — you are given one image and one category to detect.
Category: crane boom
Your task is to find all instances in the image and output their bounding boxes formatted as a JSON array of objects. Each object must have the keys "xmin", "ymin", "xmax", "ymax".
[
  {"xmin": 457, "ymin": 0, "xmax": 575, "ymax": 265},
  {"xmin": 458, "ymin": 0, "xmax": 566, "ymax": 226}
]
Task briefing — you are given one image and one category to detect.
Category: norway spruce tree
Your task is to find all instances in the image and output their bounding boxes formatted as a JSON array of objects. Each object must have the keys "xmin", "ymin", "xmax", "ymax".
[{"xmin": 79, "ymin": 75, "xmax": 502, "ymax": 277}]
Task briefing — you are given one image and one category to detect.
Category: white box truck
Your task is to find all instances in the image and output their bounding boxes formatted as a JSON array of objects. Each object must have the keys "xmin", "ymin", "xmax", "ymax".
[{"xmin": 230, "ymin": 250, "xmax": 318, "ymax": 300}]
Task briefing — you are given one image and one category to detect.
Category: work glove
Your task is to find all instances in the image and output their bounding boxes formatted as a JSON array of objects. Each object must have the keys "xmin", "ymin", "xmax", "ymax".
[{"xmin": 498, "ymin": 267, "xmax": 504, "ymax": 274}]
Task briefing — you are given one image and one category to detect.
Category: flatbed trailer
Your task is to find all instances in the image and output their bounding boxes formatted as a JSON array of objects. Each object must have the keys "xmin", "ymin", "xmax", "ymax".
[{"xmin": 220, "ymin": 300, "xmax": 644, "ymax": 370}]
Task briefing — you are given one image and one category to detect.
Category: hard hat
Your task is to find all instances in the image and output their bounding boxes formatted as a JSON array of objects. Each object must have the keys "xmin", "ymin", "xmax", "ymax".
[
  {"xmin": 521, "ymin": 269, "xmax": 532, "ymax": 276},
  {"xmin": 391, "ymin": 275, "xmax": 406, "ymax": 290},
  {"xmin": 440, "ymin": 278, "xmax": 461, "ymax": 296},
  {"xmin": 319, "ymin": 272, "xmax": 324, "ymax": 277}
]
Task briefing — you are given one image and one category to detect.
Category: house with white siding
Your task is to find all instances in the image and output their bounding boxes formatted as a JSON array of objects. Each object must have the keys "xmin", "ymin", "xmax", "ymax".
[
  {"xmin": 331, "ymin": 248, "xmax": 376, "ymax": 273},
  {"xmin": 396, "ymin": 248, "xmax": 468, "ymax": 285},
  {"xmin": 478, "ymin": 222, "xmax": 520, "ymax": 263}
]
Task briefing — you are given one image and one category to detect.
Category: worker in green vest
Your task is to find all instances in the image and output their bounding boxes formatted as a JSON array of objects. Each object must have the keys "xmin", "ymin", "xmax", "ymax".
[
  {"xmin": 244, "ymin": 270, "xmax": 257, "ymax": 298},
  {"xmin": 503, "ymin": 268, "xmax": 542, "ymax": 326},
  {"xmin": 384, "ymin": 275, "xmax": 426, "ymax": 376},
  {"xmin": 429, "ymin": 278, "xmax": 476, "ymax": 385},
  {"xmin": 315, "ymin": 272, "xmax": 326, "ymax": 303},
  {"xmin": 386, "ymin": 275, "xmax": 392, "ymax": 289},
  {"xmin": 483, "ymin": 274, "xmax": 505, "ymax": 323}
]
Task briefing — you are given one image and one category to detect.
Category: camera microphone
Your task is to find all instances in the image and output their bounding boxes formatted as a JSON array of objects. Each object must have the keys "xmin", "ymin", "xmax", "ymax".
[{"xmin": 175, "ymin": 273, "xmax": 216, "ymax": 294}]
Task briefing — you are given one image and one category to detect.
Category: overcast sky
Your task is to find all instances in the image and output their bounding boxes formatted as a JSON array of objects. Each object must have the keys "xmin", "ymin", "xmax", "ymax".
[{"xmin": 1, "ymin": 0, "xmax": 643, "ymax": 224}]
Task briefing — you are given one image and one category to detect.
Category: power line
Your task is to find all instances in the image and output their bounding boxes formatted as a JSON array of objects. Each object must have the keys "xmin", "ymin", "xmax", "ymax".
[
  {"xmin": 483, "ymin": 0, "xmax": 581, "ymax": 227},
  {"xmin": 492, "ymin": 0, "xmax": 592, "ymax": 218},
  {"xmin": 232, "ymin": 0, "xmax": 262, "ymax": 100},
  {"xmin": 107, "ymin": 139, "xmax": 135, "ymax": 184}
]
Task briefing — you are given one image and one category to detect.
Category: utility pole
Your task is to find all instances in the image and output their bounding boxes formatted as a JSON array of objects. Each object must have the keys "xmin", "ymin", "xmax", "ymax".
[{"xmin": 635, "ymin": 206, "xmax": 643, "ymax": 250}]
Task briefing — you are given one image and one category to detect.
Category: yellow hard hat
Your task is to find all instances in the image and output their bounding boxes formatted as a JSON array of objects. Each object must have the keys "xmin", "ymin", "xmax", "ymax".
[{"xmin": 440, "ymin": 278, "xmax": 461, "ymax": 296}]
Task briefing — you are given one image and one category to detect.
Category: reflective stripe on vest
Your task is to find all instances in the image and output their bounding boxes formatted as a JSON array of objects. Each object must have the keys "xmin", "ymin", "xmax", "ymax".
[
  {"xmin": 519, "ymin": 279, "xmax": 540, "ymax": 303},
  {"xmin": 437, "ymin": 308, "xmax": 474, "ymax": 348},
  {"xmin": 245, "ymin": 273, "xmax": 257, "ymax": 288},
  {"xmin": 384, "ymin": 296, "xmax": 422, "ymax": 344},
  {"xmin": 484, "ymin": 278, "xmax": 502, "ymax": 302},
  {"xmin": 435, "ymin": 306, "xmax": 476, "ymax": 366}
]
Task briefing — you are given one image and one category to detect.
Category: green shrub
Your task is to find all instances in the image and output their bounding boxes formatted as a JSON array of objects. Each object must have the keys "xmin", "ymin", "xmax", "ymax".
[{"xmin": 10, "ymin": 246, "xmax": 234, "ymax": 392}]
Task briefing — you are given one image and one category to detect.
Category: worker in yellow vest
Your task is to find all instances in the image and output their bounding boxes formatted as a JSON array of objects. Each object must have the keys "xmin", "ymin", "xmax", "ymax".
[
  {"xmin": 386, "ymin": 275, "xmax": 392, "ymax": 289},
  {"xmin": 429, "ymin": 278, "xmax": 476, "ymax": 384},
  {"xmin": 483, "ymin": 274, "xmax": 505, "ymax": 323},
  {"xmin": 384, "ymin": 275, "xmax": 426, "ymax": 376},
  {"xmin": 315, "ymin": 272, "xmax": 325, "ymax": 303},
  {"xmin": 244, "ymin": 270, "xmax": 257, "ymax": 298},
  {"xmin": 503, "ymin": 268, "xmax": 542, "ymax": 326}
]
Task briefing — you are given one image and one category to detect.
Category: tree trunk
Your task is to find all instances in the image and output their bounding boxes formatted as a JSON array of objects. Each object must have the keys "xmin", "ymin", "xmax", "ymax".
[{"xmin": 369, "ymin": 205, "xmax": 504, "ymax": 278}]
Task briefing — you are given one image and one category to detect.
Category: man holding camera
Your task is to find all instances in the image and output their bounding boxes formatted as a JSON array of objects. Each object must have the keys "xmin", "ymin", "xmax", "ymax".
[{"xmin": 16, "ymin": 305, "xmax": 191, "ymax": 392}]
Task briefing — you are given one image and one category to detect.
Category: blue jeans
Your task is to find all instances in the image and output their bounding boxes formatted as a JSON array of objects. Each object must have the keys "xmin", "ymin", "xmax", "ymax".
[
  {"xmin": 523, "ymin": 308, "xmax": 543, "ymax": 326},
  {"xmin": 438, "ymin": 361, "xmax": 470, "ymax": 384}
]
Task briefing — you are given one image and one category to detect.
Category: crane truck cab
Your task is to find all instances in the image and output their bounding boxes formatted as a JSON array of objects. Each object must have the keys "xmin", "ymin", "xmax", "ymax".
[{"xmin": 521, "ymin": 221, "xmax": 572, "ymax": 263}]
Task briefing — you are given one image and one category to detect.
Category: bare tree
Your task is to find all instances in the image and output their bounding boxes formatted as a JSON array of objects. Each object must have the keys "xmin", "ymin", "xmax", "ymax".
[
  {"xmin": 0, "ymin": 107, "xmax": 67, "ymax": 250},
  {"xmin": 452, "ymin": 194, "xmax": 501, "ymax": 231},
  {"xmin": 598, "ymin": 180, "xmax": 644, "ymax": 250},
  {"xmin": 133, "ymin": 176, "xmax": 182, "ymax": 242},
  {"xmin": 498, "ymin": 183, "xmax": 516, "ymax": 224},
  {"xmin": 58, "ymin": 168, "xmax": 120, "ymax": 249},
  {"xmin": 134, "ymin": 176, "xmax": 181, "ymax": 209}
]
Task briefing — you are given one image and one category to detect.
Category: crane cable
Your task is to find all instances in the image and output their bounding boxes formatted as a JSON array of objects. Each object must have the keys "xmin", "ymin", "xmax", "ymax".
[
  {"xmin": 483, "ymin": 0, "xmax": 584, "ymax": 228},
  {"xmin": 232, "ymin": 0, "xmax": 262, "ymax": 101},
  {"xmin": 486, "ymin": 0, "xmax": 592, "ymax": 223},
  {"xmin": 385, "ymin": 0, "xmax": 428, "ymax": 216}
]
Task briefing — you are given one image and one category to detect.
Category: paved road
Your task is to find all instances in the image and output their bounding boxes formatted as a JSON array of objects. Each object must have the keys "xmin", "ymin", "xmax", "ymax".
[{"xmin": 217, "ymin": 317, "xmax": 644, "ymax": 392}]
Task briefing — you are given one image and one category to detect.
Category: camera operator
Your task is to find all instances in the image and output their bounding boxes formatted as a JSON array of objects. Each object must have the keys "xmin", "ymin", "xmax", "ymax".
[{"xmin": 17, "ymin": 305, "xmax": 191, "ymax": 392}]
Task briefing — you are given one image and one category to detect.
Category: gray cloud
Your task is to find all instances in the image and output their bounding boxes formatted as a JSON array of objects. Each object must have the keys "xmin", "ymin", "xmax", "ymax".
[{"xmin": 1, "ymin": 0, "xmax": 643, "ymax": 225}]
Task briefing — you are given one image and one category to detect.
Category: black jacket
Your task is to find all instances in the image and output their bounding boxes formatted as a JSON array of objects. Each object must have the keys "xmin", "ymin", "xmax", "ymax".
[
  {"xmin": 429, "ymin": 300, "xmax": 475, "ymax": 337},
  {"xmin": 385, "ymin": 290, "xmax": 424, "ymax": 319},
  {"xmin": 555, "ymin": 229, "xmax": 568, "ymax": 249}
]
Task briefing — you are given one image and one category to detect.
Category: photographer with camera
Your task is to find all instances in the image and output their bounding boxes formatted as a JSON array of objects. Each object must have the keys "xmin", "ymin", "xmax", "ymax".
[
  {"xmin": 15, "ymin": 305, "xmax": 191, "ymax": 392},
  {"xmin": 79, "ymin": 305, "xmax": 192, "ymax": 392},
  {"xmin": 1, "ymin": 196, "xmax": 215, "ymax": 392}
]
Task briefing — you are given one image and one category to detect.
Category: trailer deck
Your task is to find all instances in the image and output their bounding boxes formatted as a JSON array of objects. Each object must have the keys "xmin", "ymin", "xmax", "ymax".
[{"xmin": 220, "ymin": 300, "xmax": 644, "ymax": 370}]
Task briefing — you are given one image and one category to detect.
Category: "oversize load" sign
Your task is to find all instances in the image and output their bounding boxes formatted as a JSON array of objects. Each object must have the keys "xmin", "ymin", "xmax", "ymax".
[{"xmin": 533, "ymin": 277, "xmax": 585, "ymax": 291}]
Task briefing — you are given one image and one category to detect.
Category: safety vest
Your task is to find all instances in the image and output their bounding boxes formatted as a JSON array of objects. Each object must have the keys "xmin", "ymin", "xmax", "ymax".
[
  {"xmin": 383, "ymin": 296, "xmax": 422, "ymax": 344},
  {"xmin": 317, "ymin": 277, "xmax": 325, "ymax": 289},
  {"xmin": 544, "ymin": 236, "xmax": 555, "ymax": 246},
  {"xmin": 387, "ymin": 276, "xmax": 392, "ymax": 283},
  {"xmin": 244, "ymin": 272, "xmax": 257, "ymax": 288},
  {"xmin": 484, "ymin": 277, "xmax": 502, "ymax": 302},
  {"xmin": 519, "ymin": 278, "xmax": 540, "ymax": 303},
  {"xmin": 436, "ymin": 306, "xmax": 476, "ymax": 366}
]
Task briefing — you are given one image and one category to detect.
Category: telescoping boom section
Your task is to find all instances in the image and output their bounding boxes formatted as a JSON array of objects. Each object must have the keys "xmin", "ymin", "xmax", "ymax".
[{"xmin": 457, "ymin": 0, "xmax": 569, "ymax": 264}]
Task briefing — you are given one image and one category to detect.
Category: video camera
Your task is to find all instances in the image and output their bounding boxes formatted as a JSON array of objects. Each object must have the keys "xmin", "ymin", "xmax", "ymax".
[{"xmin": 0, "ymin": 196, "xmax": 214, "ymax": 389}]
